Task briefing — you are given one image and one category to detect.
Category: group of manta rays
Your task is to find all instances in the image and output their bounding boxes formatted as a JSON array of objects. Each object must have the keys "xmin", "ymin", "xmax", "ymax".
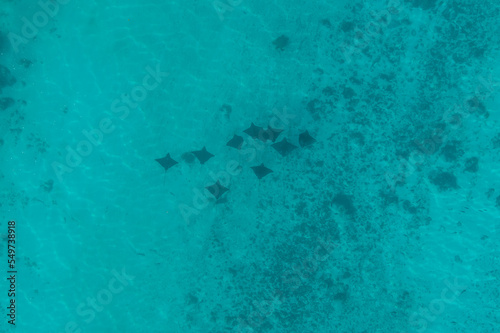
[{"xmin": 155, "ymin": 122, "xmax": 316, "ymax": 200}]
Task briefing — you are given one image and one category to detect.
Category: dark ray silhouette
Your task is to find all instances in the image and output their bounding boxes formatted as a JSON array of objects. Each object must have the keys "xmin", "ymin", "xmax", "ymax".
[
  {"xmin": 226, "ymin": 134, "xmax": 244, "ymax": 150},
  {"xmin": 299, "ymin": 130, "xmax": 316, "ymax": 147},
  {"xmin": 271, "ymin": 138, "xmax": 297, "ymax": 156},
  {"xmin": 191, "ymin": 147, "xmax": 214, "ymax": 164},
  {"xmin": 273, "ymin": 35, "xmax": 290, "ymax": 51},
  {"xmin": 243, "ymin": 123, "xmax": 265, "ymax": 140},
  {"xmin": 251, "ymin": 163, "xmax": 273, "ymax": 179},
  {"xmin": 155, "ymin": 153, "xmax": 178, "ymax": 171},
  {"xmin": 205, "ymin": 181, "xmax": 229, "ymax": 200},
  {"xmin": 263, "ymin": 126, "xmax": 284, "ymax": 142},
  {"xmin": 255, "ymin": 126, "xmax": 284, "ymax": 142}
]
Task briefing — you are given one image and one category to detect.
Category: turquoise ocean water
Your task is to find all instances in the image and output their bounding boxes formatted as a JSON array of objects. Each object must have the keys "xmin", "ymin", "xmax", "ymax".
[{"xmin": 0, "ymin": 0, "xmax": 499, "ymax": 332}]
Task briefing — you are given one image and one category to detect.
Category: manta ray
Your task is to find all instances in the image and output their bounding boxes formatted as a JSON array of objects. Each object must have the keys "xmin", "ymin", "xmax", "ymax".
[
  {"xmin": 155, "ymin": 153, "xmax": 178, "ymax": 171},
  {"xmin": 191, "ymin": 147, "xmax": 214, "ymax": 164},
  {"xmin": 251, "ymin": 163, "xmax": 273, "ymax": 179},
  {"xmin": 205, "ymin": 181, "xmax": 229, "ymax": 200}
]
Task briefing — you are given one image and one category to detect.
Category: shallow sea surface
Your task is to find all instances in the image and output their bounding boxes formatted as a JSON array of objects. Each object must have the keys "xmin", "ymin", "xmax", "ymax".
[{"xmin": 0, "ymin": 0, "xmax": 499, "ymax": 332}]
